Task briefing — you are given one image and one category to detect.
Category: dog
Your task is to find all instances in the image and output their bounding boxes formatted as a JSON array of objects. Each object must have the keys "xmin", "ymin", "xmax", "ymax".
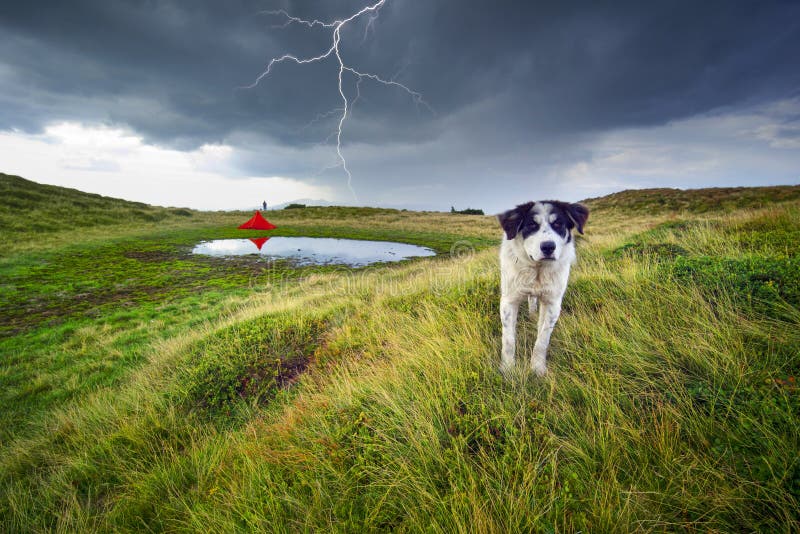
[{"xmin": 497, "ymin": 200, "xmax": 589, "ymax": 376}]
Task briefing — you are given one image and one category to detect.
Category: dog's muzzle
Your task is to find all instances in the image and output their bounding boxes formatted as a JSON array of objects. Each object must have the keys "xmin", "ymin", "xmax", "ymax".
[{"xmin": 540, "ymin": 240, "xmax": 556, "ymax": 259}]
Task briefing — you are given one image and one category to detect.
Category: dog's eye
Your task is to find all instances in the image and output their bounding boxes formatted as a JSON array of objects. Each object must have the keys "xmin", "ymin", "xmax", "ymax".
[{"xmin": 552, "ymin": 220, "xmax": 562, "ymax": 230}]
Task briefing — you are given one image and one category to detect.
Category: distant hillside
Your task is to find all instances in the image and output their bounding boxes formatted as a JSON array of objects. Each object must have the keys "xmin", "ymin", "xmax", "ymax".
[
  {"xmin": 0, "ymin": 173, "xmax": 196, "ymax": 233},
  {"xmin": 5, "ymin": 173, "xmax": 799, "ymax": 236},
  {"xmin": 582, "ymin": 184, "xmax": 800, "ymax": 213}
]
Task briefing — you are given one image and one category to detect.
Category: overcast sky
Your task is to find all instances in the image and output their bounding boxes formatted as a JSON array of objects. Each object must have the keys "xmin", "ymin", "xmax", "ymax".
[{"xmin": 1, "ymin": 0, "xmax": 798, "ymax": 212}]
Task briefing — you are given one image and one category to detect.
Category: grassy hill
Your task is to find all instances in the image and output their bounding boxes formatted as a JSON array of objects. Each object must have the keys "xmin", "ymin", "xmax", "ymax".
[
  {"xmin": 1, "ymin": 177, "xmax": 798, "ymax": 532},
  {"xmin": 0, "ymin": 173, "xmax": 198, "ymax": 232},
  {"xmin": 583, "ymin": 184, "xmax": 800, "ymax": 214}
]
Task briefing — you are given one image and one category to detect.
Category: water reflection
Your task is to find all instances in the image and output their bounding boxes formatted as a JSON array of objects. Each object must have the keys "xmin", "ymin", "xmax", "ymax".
[
  {"xmin": 249, "ymin": 237, "xmax": 269, "ymax": 250},
  {"xmin": 192, "ymin": 237, "xmax": 436, "ymax": 266}
]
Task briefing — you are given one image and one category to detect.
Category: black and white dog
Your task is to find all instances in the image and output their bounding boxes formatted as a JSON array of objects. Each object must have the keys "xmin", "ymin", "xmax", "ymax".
[{"xmin": 497, "ymin": 201, "xmax": 589, "ymax": 376}]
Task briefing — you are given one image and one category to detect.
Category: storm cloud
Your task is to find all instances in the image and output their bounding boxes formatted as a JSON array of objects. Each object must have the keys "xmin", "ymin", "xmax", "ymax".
[{"xmin": 1, "ymin": 0, "xmax": 798, "ymax": 210}]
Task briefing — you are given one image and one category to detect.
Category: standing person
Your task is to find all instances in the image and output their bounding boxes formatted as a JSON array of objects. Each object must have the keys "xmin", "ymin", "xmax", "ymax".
[{"xmin": 262, "ymin": 200, "xmax": 267, "ymax": 211}]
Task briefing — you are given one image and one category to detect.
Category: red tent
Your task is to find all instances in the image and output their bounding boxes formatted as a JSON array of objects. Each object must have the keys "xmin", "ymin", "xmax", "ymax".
[
  {"xmin": 249, "ymin": 237, "xmax": 270, "ymax": 250},
  {"xmin": 238, "ymin": 211, "xmax": 277, "ymax": 230}
]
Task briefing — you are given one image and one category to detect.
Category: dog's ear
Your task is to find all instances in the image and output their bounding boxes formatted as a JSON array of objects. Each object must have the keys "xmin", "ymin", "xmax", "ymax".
[
  {"xmin": 497, "ymin": 202, "xmax": 533, "ymax": 240},
  {"xmin": 565, "ymin": 203, "xmax": 589, "ymax": 234}
]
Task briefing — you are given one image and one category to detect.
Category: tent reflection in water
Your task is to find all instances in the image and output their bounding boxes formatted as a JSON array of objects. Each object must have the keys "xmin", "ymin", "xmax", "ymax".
[
  {"xmin": 249, "ymin": 237, "xmax": 270, "ymax": 251},
  {"xmin": 237, "ymin": 211, "xmax": 277, "ymax": 230}
]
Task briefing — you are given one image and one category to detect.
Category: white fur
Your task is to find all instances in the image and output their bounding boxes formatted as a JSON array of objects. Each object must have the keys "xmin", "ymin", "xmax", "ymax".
[{"xmin": 499, "ymin": 202, "xmax": 578, "ymax": 376}]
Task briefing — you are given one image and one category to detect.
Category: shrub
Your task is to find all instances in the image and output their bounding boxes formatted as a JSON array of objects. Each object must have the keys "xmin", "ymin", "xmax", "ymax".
[
  {"xmin": 168, "ymin": 208, "xmax": 193, "ymax": 217},
  {"xmin": 450, "ymin": 207, "xmax": 484, "ymax": 215}
]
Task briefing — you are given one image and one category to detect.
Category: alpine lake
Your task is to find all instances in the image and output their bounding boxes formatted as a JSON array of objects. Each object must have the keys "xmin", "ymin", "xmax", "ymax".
[{"xmin": 191, "ymin": 236, "xmax": 436, "ymax": 267}]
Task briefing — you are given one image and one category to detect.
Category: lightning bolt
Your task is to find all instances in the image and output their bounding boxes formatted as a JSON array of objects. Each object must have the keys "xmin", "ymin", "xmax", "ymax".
[{"xmin": 244, "ymin": 0, "xmax": 432, "ymax": 201}]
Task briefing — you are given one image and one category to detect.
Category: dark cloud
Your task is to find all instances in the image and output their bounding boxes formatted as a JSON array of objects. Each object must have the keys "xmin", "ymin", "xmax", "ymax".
[
  {"xmin": 0, "ymin": 0, "xmax": 798, "ymax": 209},
  {"xmin": 374, "ymin": 0, "xmax": 800, "ymax": 134}
]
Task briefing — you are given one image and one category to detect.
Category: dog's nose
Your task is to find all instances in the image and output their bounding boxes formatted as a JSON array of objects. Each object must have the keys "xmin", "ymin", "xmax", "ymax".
[{"xmin": 540, "ymin": 241, "xmax": 556, "ymax": 256}]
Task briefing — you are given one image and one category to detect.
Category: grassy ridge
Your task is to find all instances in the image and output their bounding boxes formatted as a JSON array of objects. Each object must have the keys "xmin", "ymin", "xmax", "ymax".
[
  {"xmin": 583, "ymin": 184, "xmax": 800, "ymax": 214},
  {"xmin": 1, "ymin": 177, "xmax": 798, "ymax": 531},
  {"xmin": 0, "ymin": 173, "xmax": 197, "ymax": 232}
]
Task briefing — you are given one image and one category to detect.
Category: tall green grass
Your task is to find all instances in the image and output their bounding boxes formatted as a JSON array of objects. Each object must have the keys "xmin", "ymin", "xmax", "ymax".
[{"xmin": 1, "ymin": 178, "xmax": 798, "ymax": 531}]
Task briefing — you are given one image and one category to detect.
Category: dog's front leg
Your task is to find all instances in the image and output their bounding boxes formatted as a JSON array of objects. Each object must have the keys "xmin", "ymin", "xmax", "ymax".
[
  {"xmin": 531, "ymin": 296, "xmax": 562, "ymax": 376},
  {"xmin": 500, "ymin": 296, "xmax": 520, "ymax": 373}
]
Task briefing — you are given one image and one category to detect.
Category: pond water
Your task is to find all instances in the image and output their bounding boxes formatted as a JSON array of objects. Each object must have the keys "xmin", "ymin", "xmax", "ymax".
[{"xmin": 191, "ymin": 237, "xmax": 436, "ymax": 266}]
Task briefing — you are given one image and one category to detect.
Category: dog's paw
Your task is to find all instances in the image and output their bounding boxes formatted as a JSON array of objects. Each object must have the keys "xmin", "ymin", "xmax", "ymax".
[
  {"xmin": 531, "ymin": 360, "xmax": 548, "ymax": 377},
  {"xmin": 499, "ymin": 360, "xmax": 514, "ymax": 377}
]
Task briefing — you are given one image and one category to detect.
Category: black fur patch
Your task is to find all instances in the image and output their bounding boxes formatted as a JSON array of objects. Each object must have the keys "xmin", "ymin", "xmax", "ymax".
[
  {"xmin": 543, "ymin": 200, "xmax": 590, "ymax": 235},
  {"xmin": 545, "ymin": 204, "xmax": 570, "ymax": 239},
  {"xmin": 497, "ymin": 201, "xmax": 534, "ymax": 240},
  {"xmin": 519, "ymin": 210, "xmax": 541, "ymax": 239}
]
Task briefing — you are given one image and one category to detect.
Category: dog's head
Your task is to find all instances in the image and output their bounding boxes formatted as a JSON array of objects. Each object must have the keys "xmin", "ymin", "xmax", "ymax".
[{"xmin": 497, "ymin": 201, "xmax": 589, "ymax": 262}]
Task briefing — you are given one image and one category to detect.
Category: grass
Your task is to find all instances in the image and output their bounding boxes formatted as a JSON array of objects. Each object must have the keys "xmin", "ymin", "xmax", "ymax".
[{"xmin": 1, "ymin": 174, "xmax": 798, "ymax": 531}]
